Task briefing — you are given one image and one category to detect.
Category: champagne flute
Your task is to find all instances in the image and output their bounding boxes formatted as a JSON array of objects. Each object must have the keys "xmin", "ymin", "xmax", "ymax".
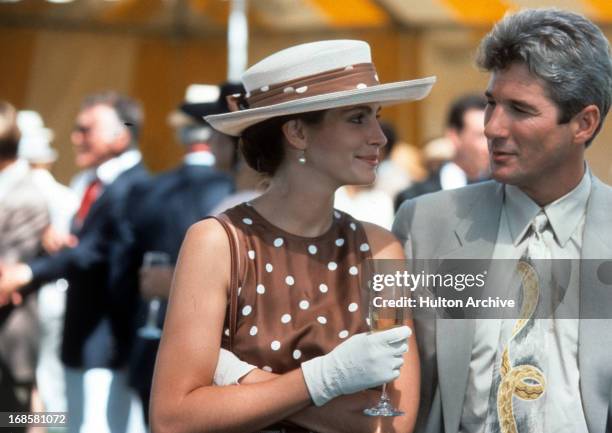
[
  {"xmin": 137, "ymin": 251, "xmax": 171, "ymax": 339},
  {"xmin": 363, "ymin": 279, "xmax": 406, "ymax": 417}
]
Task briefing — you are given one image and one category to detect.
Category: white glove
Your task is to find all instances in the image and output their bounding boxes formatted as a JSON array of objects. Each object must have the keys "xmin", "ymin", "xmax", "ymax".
[
  {"xmin": 301, "ymin": 326, "xmax": 412, "ymax": 406},
  {"xmin": 213, "ymin": 348, "xmax": 257, "ymax": 386}
]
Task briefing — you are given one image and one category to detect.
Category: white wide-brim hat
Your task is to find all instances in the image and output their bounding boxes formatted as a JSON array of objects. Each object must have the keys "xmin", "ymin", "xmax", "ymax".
[
  {"xmin": 17, "ymin": 110, "xmax": 58, "ymax": 163},
  {"xmin": 206, "ymin": 40, "xmax": 436, "ymax": 136}
]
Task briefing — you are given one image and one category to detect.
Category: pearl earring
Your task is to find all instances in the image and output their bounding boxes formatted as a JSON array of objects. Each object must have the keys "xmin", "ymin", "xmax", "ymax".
[{"xmin": 298, "ymin": 150, "xmax": 307, "ymax": 164}]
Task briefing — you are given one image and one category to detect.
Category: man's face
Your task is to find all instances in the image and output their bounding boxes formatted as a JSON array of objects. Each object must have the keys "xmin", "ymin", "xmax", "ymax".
[
  {"xmin": 71, "ymin": 104, "xmax": 128, "ymax": 169},
  {"xmin": 484, "ymin": 63, "xmax": 582, "ymax": 200}
]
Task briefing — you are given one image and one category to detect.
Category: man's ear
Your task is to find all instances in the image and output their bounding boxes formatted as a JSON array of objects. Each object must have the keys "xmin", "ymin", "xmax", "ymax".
[
  {"xmin": 110, "ymin": 126, "xmax": 132, "ymax": 154},
  {"xmin": 571, "ymin": 104, "xmax": 600, "ymax": 146},
  {"xmin": 445, "ymin": 128, "xmax": 461, "ymax": 151},
  {"xmin": 282, "ymin": 119, "xmax": 308, "ymax": 151}
]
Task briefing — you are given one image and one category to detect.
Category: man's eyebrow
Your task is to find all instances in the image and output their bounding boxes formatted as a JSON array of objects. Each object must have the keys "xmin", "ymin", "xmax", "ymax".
[{"xmin": 484, "ymin": 91, "xmax": 538, "ymax": 111}]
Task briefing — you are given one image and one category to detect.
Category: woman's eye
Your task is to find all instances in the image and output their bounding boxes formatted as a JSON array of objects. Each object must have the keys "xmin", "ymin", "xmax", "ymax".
[{"xmin": 350, "ymin": 115, "xmax": 364, "ymax": 124}]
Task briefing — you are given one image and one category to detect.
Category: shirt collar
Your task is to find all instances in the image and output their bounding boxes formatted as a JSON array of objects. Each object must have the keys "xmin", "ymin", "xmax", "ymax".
[
  {"xmin": 504, "ymin": 167, "xmax": 592, "ymax": 247},
  {"xmin": 183, "ymin": 150, "xmax": 215, "ymax": 167},
  {"xmin": 96, "ymin": 148, "xmax": 142, "ymax": 185}
]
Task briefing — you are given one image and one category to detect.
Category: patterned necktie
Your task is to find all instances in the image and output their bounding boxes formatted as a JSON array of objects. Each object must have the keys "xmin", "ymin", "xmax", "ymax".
[
  {"xmin": 75, "ymin": 178, "xmax": 102, "ymax": 226},
  {"xmin": 486, "ymin": 211, "xmax": 551, "ymax": 433}
]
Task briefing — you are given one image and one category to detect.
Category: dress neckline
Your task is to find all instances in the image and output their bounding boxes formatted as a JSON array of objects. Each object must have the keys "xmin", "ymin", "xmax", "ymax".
[{"xmin": 240, "ymin": 202, "xmax": 345, "ymax": 242}]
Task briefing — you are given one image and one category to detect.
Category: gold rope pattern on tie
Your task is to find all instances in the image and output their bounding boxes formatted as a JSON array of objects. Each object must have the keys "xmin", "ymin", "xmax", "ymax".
[{"xmin": 497, "ymin": 261, "xmax": 546, "ymax": 433}]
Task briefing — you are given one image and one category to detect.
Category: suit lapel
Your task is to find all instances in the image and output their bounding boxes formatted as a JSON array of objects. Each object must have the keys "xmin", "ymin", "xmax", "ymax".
[
  {"xmin": 435, "ymin": 182, "xmax": 504, "ymax": 433},
  {"xmin": 579, "ymin": 176, "xmax": 612, "ymax": 433}
]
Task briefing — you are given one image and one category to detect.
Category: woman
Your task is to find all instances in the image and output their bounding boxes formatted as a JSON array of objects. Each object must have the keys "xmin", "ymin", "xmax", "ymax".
[{"xmin": 151, "ymin": 40, "xmax": 435, "ymax": 433}]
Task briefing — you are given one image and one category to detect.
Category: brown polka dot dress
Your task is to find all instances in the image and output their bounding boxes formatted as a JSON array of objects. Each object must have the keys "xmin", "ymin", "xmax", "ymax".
[{"xmin": 221, "ymin": 203, "xmax": 372, "ymax": 375}]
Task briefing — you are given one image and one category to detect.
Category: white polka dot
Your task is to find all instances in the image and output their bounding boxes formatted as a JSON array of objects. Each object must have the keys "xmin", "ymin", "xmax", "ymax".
[
  {"xmin": 271, "ymin": 340, "xmax": 281, "ymax": 351},
  {"xmin": 366, "ymin": 317, "xmax": 371, "ymax": 327},
  {"xmin": 308, "ymin": 245, "xmax": 318, "ymax": 255},
  {"xmin": 334, "ymin": 211, "xmax": 341, "ymax": 219},
  {"xmin": 273, "ymin": 237, "xmax": 284, "ymax": 247},
  {"xmin": 374, "ymin": 74, "xmax": 379, "ymax": 81},
  {"xmin": 356, "ymin": 83, "xmax": 368, "ymax": 89},
  {"xmin": 344, "ymin": 65, "xmax": 354, "ymax": 71},
  {"xmin": 293, "ymin": 349, "xmax": 302, "ymax": 360},
  {"xmin": 299, "ymin": 300, "xmax": 310, "ymax": 310},
  {"xmin": 260, "ymin": 85, "xmax": 270, "ymax": 92},
  {"xmin": 242, "ymin": 218, "xmax": 253, "ymax": 225},
  {"xmin": 349, "ymin": 266, "xmax": 359, "ymax": 276},
  {"xmin": 256, "ymin": 284, "xmax": 266, "ymax": 294},
  {"xmin": 262, "ymin": 365, "xmax": 272, "ymax": 372},
  {"xmin": 348, "ymin": 303, "xmax": 359, "ymax": 312},
  {"xmin": 246, "ymin": 91, "xmax": 251, "ymax": 98},
  {"xmin": 360, "ymin": 243, "xmax": 370, "ymax": 252},
  {"xmin": 339, "ymin": 330, "xmax": 349, "ymax": 339},
  {"xmin": 319, "ymin": 283, "xmax": 328, "ymax": 293},
  {"xmin": 350, "ymin": 222, "xmax": 357, "ymax": 231},
  {"xmin": 328, "ymin": 262, "xmax": 338, "ymax": 271},
  {"xmin": 335, "ymin": 238, "xmax": 345, "ymax": 247},
  {"xmin": 248, "ymin": 250, "xmax": 255, "ymax": 260},
  {"xmin": 281, "ymin": 313, "xmax": 292, "ymax": 324},
  {"xmin": 296, "ymin": 85, "xmax": 308, "ymax": 94},
  {"xmin": 266, "ymin": 263, "xmax": 273, "ymax": 272},
  {"xmin": 242, "ymin": 305, "xmax": 252, "ymax": 316},
  {"xmin": 283, "ymin": 86, "xmax": 295, "ymax": 94},
  {"xmin": 224, "ymin": 328, "xmax": 230, "ymax": 336},
  {"xmin": 317, "ymin": 316, "xmax": 327, "ymax": 324},
  {"xmin": 285, "ymin": 276, "xmax": 295, "ymax": 286},
  {"xmin": 232, "ymin": 93, "xmax": 241, "ymax": 98},
  {"xmin": 249, "ymin": 326, "xmax": 258, "ymax": 336}
]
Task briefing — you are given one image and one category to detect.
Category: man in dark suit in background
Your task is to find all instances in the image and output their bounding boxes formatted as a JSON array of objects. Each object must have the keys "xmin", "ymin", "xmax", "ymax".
[
  {"xmin": 0, "ymin": 92, "xmax": 149, "ymax": 433},
  {"xmin": 112, "ymin": 82, "xmax": 239, "ymax": 422}
]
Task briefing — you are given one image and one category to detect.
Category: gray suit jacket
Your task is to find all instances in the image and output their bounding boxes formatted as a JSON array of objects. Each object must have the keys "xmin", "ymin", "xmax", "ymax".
[
  {"xmin": 393, "ymin": 176, "xmax": 612, "ymax": 433},
  {"xmin": 0, "ymin": 167, "xmax": 49, "ymax": 382}
]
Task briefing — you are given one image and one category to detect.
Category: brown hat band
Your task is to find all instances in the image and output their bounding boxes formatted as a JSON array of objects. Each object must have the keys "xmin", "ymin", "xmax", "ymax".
[{"xmin": 227, "ymin": 63, "xmax": 380, "ymax": 112}]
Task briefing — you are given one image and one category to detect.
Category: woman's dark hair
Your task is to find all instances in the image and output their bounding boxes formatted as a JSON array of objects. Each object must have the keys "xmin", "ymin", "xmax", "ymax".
[
  {"xmin": 0, "ymin": 101, "xmax": 20, "ymax": 160},
  {"xmin": 240, "ymin": 110, "xmax": 325, "ymax": 177}
]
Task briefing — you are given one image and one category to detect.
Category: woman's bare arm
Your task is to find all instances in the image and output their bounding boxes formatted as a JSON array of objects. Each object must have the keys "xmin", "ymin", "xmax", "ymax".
[{"xmin": 150, "ymin": 219, "xmax": 312, "ymax": 433}]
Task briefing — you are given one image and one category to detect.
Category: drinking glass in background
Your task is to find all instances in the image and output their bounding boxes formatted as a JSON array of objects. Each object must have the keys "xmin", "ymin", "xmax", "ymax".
[
  {"xmin": 138, "ymin": 251, "xmax": 172, "ymax": 339},
  {"xmin": 363, "ymin": 278, "xmax": 407, "ymax": 417}
]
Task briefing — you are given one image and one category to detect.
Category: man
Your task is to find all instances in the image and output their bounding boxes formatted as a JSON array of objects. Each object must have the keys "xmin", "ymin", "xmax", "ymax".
[
  {"xmin": 393, "ymin": 136, "xmax": 455, "ymax": 211},
  {"xmin": 393, "ymin": 8, "xmax": 612, "ymax": 433},
  {"xmin": 0, "ymin": 93, "xmax": 149, "ymax": 433},
  {"xmin": 438, "ymin": 94, "xmax": 489, "ymax": 190},
  {"xmin": 395, "ymin": 94, "xmax": 488, "ymax": 209},
  {"xmin": 0, "ymin": 101, "xmax": 48, "ymax": 423},
  {"xmin": 112, "ymin": 82, "xmax": 237, "ymax": 422}
]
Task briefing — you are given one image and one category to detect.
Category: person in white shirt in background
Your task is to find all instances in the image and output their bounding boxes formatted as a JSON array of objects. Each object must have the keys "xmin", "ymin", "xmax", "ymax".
[
  {"xmin": 439, "ymin": 94, "xmax": 489, "ymax": 190},
  {"xmin": 17, "ymin": 110, "xmax": 79, "ymax": 417}
]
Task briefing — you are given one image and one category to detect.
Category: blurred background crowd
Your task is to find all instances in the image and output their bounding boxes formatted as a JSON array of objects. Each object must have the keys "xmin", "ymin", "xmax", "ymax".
[{"xmin": 1, "ymin": 1, "xmax": 612, "ymax": 433}]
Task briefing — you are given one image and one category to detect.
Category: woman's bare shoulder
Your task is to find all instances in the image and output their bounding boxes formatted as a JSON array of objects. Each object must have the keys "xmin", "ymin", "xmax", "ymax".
[{"xmin": 360, "ymin": 221, "xmax": 404, "ymax": 260}]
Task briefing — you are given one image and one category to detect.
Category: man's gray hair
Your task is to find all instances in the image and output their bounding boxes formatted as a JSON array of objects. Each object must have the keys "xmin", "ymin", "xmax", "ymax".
[
  {"xmin": 477, "ymin": 8, "xmax": 612, "ymax": 146},
  {"xmin": 81, "ymin": 91, "xmax": 144, "ymax": 146}
]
